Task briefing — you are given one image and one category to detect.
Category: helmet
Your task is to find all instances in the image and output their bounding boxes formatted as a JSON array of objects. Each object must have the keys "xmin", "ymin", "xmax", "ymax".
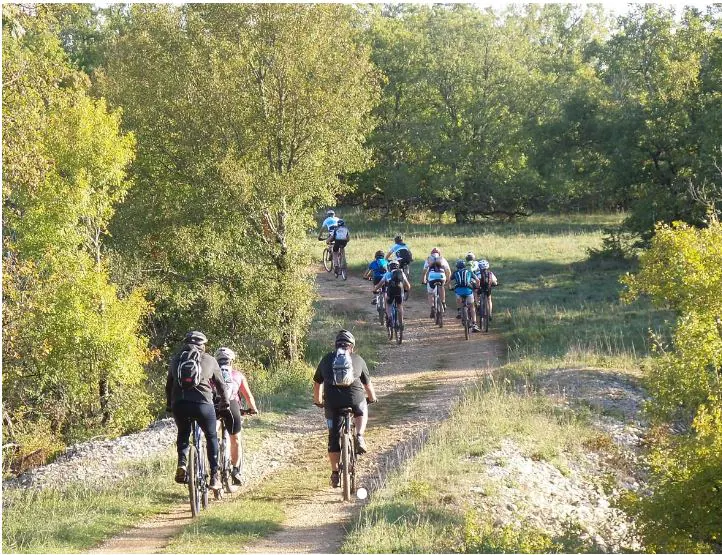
[
  {"xmin": 184, "ymin": 330, "xmax": 208, "ymax": 346},
  {"xmin": 394, "ymin": 234, "xmax": 403, "ymax": 244},
  {"xmin": 465, "ymin": 252, "xmax": 475, "ymax": 261},
  {"xmin": 479, "ymin": 259, "xmax": 490, "ymax": 270},
  {"xmin": 326, "ymin": 209, "xmax": 335, "ymax": 216},
  {"xmin": 430, "ymin": 247, "xmax": 440, "ymax": 255},
  {"xmin": 389, "ymin": 259, "xmax": 400, "ymax": 270},
  {"xmin": 456, "ymin": 260, "xmax": 465, "ymax": 269},
  {"xmin": 431, "ymin": 254, "xmax": 441, "ymax": 263},
  {"xmin": 215, "ymin": 347, "xmax": 236, "ymax": 361},
  {"xmin": 375, "ymin": 250, "xmax": 384, "ymax": 259},
  {"xmin": 335, "ymin": 329, "xmax": 356, "ymax": 347},
  {"xmin": 337, "ymin": 219, "xmax": 345, "ymax": 226}
]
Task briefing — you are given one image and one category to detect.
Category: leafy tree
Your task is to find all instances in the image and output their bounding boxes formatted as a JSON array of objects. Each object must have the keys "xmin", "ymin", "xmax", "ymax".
[
  {"xmin": 2, "ymin": 5, "xmax": 151, "ymax": 465},
  {"xmin": 623, "ymin": 219, "xmax": 722, "ymax": 550},
  {"xmin": 98, "ymin": 4, "xmax": 378, "ymax": 373}
]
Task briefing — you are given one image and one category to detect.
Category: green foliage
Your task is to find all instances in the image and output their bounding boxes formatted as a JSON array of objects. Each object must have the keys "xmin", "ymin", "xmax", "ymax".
[
  {"xmin": 2, "ymin": 5, "xmax": 152, "ymax": 466},
  {"xmin": 623, "ymin": 220, "xmax": 722, "ymax": 551},
  {"xmin": 98, "ymin": 4, "xmax": 379, "ymax": 372}
]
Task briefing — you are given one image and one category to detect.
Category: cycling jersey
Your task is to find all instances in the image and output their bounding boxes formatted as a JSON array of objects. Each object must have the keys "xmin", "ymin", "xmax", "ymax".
[
  {"xmin": 452, "ymin": 269, "xmax": 475, "ymax": 297},
  {"xmin": 368, "ymin": 258, "xmax": 388, "ymax": 280},
  {"xmin": 321, "ymin": 216, "xmax": 339, "ymax": 232},
  {"xmin": 333, "ymin": 225, "xmax": 350, "ymax": 242},
  {"xmin": 389, "ymin": 243, "xmax": 412, "ymax": 264}
]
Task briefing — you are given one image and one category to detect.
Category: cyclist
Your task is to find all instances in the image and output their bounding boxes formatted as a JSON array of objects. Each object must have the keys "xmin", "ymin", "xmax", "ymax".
[
  {"xmin": 385, "ymin": 234, "xmax": 413, "ymax": 277},
  {"xmin": 422, "ymin": 254, "xmax": 448, "ymax": 319},
  {"xmin": 313, "ymin": 330, "xmax": 377, "ymax": 488},
  {"xmin": 477, "ymin": 259, "xmax": 499, "ymax": 320},
  {"xmin": 422, "ymin": 248, "xmax": 451, "ymax": 318},
  {"xmin": 318, "ymin": 209, "xmax": 339, "ymax": 240},
  {"xmin": 329, "ymin": 219, "xmax": 350, "ymax": 274},
  {"xmin": 213, "ymin": 347, "xmax": 259, "ymax": 486},
  {"xmin": 449, "ymin": 260, "xmax": 480, "ymax": 332},
  {"xmin": 373, "ymin": 259, "xmax": 411, "ymax": 330},
  {"xmin": 363, "ymin": 250, "xmax": 388, "ymax": 304},
  {"xmin": 465, "ymin": 252, "xmax": 481, "ymax": 306},
  {"xmin": 166, "ymin": 331, "xmax": 230, "ymax": 491}
]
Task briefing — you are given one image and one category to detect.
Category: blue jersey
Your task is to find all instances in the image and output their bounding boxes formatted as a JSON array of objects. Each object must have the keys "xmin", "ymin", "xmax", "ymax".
[
  {"xmin": 322, "ymin": 216, "xmax": 339, "ymax": 232},
  {"xmin": 368, "ymin": 258, "xmax": 388, "ymax": 279},
  {"xmin": 452, "ymin": 269, "xmax": 474, "ymax": 296}
]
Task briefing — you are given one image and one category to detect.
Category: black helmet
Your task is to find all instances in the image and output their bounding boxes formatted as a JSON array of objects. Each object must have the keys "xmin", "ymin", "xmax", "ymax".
[
  {"xmin": 335, "ymin": 329, "xmax": 356, "ymax": 347},
  {"xmin": 375, "ymin": 250, "xmax": 384, "ymax": 259},
  {"xmin": 456, "ymin": 259, "xmax": 465, "ymax": 269},
  {"xmin": 337, "ymin": 219, "xmax": 345, "ymax": 226},
  {"xmin": 185, "ymin": 330, "xmax": 208, "ymax": 346},
  {"xmin": 394, "ymin": 234, "xmax": 403, "ymax": 244}
]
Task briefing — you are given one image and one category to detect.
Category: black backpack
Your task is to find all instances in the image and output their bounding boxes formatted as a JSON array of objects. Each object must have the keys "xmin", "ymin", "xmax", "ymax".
[
  {"xmin": 389, "ymin": 268, "xmax": 404, "ymax": 288},
  {"xmin": 176, "ymin": 346, "xmax": 203, "ymax": 390},
  {"xmin": 396, "ymin": 246, "xmax": 413, "ymax": 264}
]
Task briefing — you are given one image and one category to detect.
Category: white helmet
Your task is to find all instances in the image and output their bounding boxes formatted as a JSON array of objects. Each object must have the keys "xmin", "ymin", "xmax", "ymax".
[
  {"xmin": 465, "ymin": 252, "xmax": 476, "ymax": 261},
  {"xmin": 326, "ymin": 209, "xmax": 335, "ymax": 216},
  {"xmin": 215, "ymin": 347, "xmax": 236, "ymax": 362},
  {"xmin": 479, "ymin": 259, "xmax": 490, "ymax": 270}
]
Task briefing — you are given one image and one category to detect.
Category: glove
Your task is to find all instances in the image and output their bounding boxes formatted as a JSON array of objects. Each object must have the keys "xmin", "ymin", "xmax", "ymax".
[
  {"xmin": 366, "ymin": 397, "xmax": 378, "ymax": 404},
  {"xmin": 217, "ymin": 401, "xmax": 230, "ymax": 412},
  {"xmin": 249, "ymin": 408, "xmax": 258, "ymax": 415}
]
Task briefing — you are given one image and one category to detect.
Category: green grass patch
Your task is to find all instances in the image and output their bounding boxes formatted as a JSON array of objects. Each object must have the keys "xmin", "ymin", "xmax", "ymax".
[
  {"xmin": 162, "ymin": 498, "xmax": 285, "ymax": 553},
  {"xmin": 2, "ymin": 452, "xmax": 183, "ymax": 554}
]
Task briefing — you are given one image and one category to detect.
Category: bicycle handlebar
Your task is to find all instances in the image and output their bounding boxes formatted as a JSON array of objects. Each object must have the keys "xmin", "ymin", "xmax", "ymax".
[
  {"xmin": 240, "ymin": 408, "xmax": 258, "ymax": 416},
  {"xmin": 313, "ymin": 398, "xmax": 377, "ymax": 408}
]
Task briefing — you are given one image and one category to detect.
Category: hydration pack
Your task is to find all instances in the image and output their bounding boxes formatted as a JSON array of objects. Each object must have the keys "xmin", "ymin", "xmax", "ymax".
[
  {"xmin": 176, "ymin": 346, "xmax": 203, "ymax": 390},
  {"xmin": 389, "ymin": 268, "xmax": 404, "ymax": 288},
  {"xmin": 331, "ymin": 348, "xmax": 355, "ymax": 387},
  {"xmin": 334, "ymin": 226, "xmax": 349, "ymax": 241},
  {"xmin": 395, "ymin": 246, "xmax": 413, "ymax": 264}
]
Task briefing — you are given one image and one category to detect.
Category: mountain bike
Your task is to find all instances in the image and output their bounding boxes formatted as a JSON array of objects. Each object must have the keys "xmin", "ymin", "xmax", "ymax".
[
  {"xmin": 387, "ymin": 297, "xmax": 403, "ymax": 344},
  {"xmin": 187, "ymin": 421, "xmax": 210, "ymax": 517},
  {"xmin": 431, "ymin": 282, "xmax": 444, "ymax": 327},
  {"xmin": 215, "ymin": 407, "xmax": 254, "ymax": 499},
  {"xmin": 477, "ymin": 288, "xmax": 491, "ymax": 333},
  {"xmin": 338, "ymin": 407, "xmax": 358, "ymax": 502},
  {"xmin": 375, "ymin": 285, "xmax": 387, "ymax": 326},
  {"xmin": 320, "ymin": 236, "xmax": 333, "ymax": 272},
  {"xmin": 460, "ymin": 295, "xmax": 474, "ymax": 340},
  {"xmin": 334, "ymin": 248, "xmax": 347, "ymax": 280}
]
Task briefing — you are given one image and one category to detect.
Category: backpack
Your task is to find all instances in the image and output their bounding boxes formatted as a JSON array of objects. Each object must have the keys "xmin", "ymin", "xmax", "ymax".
[
  {"xmin": 331, "ymin": 348, "xmax": 355, "ymax": 387},
  {"xmin": 395, "ymin": 246, "xmax": 413, "ymax": 264},
  {"xmin": 176, "ymin": 346, "xmax": 203, "ymax": 390},
  {"xmin": 334, "ymin": 226, "xmax": 349, "ymax": 241},
  {"xmin": 389, "ymin": 268, "xmax": 404, "ymax": 288}
]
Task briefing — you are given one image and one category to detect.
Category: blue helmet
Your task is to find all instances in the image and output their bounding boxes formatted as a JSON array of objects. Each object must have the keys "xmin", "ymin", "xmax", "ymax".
[
  {"xmin": 337, "ymin": 219, "xmax": 345, "ymax": 226},
  {"xmin": 456, "ymin": 260, "xmax": 465, "ymax": 269}
]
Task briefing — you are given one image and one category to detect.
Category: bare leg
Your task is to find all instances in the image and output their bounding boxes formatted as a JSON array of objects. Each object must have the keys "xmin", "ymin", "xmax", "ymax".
[
  {"xmin": 328, "ymin": 451, "xmax": 340, "ymax": 472},
  {"xmin": 230, "ymin": 433, "xmax": 241, "ymax": 467}
]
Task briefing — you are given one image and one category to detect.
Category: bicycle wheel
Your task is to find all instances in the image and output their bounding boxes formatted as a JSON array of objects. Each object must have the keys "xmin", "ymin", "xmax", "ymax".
[
  {"xmin": 480, "ymin": 294, "xmax": 489, "ymax": 333},
  {"xmin": 435, "ymin": 291, "xmax": 443, "ymax": 327},
  {"xmin": 236, "ymin": 423, "xmax": 245, "ymax": 485},
  {"xmin": 387, "ymin": 305, "xmax": 394, "ymax": 340},
  {"xmin": 340, "ymin": 431, "xmax": 351, "ymax": 502},
  {"xmin": 188, "ymin": 444, "xmax": 200, "ymax": 517},
  {"xmin": 219, "ymin": 429, "xmax": 231, "ymax": 496},
  {"xmin": 199, "ymin": 435, "xmax": 210, "ymax": 509},
  {"xmin": 463, "ymin": 305, "xmax": 470, "ymax": 340},
  {"xmin": 323, "ymin": 248, "xmax": 332, "ymax": 272}
]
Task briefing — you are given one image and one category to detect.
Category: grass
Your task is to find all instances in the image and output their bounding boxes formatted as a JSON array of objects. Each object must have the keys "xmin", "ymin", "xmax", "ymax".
[
  {"xmin": 334, "ymin": 209, "xmax": 662, "ymax": 553},
  {"xmin": 2, "ymin": 451, "xmax": 183, "ymax": 554}
]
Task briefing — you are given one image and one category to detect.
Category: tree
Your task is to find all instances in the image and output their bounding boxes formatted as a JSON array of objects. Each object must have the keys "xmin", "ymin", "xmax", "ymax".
[
  {"xmin": 98, "ymin": 4, "xmax": 379, "ymax": 370},
  {"xmin": 2, "ymin": 5, "xmax": 151, "ymax": 464}
]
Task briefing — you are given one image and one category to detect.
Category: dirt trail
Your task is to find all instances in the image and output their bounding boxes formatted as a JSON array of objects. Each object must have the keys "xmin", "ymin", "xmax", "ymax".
[{"xmin": 89, "ymin": 271, "xmax": 504, "ymax": 554}]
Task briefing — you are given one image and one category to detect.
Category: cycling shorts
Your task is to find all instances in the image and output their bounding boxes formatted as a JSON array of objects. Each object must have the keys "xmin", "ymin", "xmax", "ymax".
[
  {"xmin": 325, "ymin": 400, "xmax": 367, "ymax": 453},
  {"xmin": 216, "ymin": 398, "xmax": 242, "ymax": 435},
  {"xmin": 427, "ymin": 279, "xmax": 446, "ymax": 294},
  {"xmin": 455, "ymin": 288, "xmax": 474, "ymax": 302},
  {"xmin": 332, "ymin": 240, "xmax": 348, "ymax": 253}
]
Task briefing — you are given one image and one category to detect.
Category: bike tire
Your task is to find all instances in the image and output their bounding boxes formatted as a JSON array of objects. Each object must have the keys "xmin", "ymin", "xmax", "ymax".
[
  {"xmin": 341, "ymin": 267, "xmax": 347, "ymax": 280},
  {"xmin": 323, "ymin": 248, "xmax": 332, "ymax": 272},
  {"xmin": 220, "ymin": 430, "xmax": 232, "ymax": 495},
  {"xmin": 463, "ymin": 308, "xmax": 470, "ymax": 340},
  {"xmin": 378, "ymin": 307, "xmax": 385, "ymax": 326},
  {"xmin": 480, "ymin": 295, "xmax": 489, "ymax": 333},
  {"xmin": 397, "ymin": 326, "xmax": 403, "ymax": 345},
  {"xmin": 341, "ymin": 432, "xmax": 351, "ymax": 502},
  {"xmin": 200, "ymin": 436, "xmax": 210, "ymax": 509},
  {"xmin": 188, "ymin": 444, "xmax": 200, "ymax": 517}
]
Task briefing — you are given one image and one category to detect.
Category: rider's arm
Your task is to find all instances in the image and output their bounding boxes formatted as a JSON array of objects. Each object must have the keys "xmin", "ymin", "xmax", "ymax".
[
  {"xmin": 490, "ymin": 271, "xmax": 498, "ymax": 286},
  {"xmin": 373, "ymin": 277, "xmax": 386, "ymax": 293},
  {"xmin": 165, "ymin": 364, "xmax": 174, "ymax": 411},
  {"xmin": 364, "ymin": 381, "xmax": 377, "ymax": 404},
  {"xmin": 402, "ymin": 273, "xmax": 411, "ymax": 290},
  {"xmin": 313, "ymin": 381, "xmax": 323, "ymax": 405},
  {"xmin": 239, "ymin": 376, "xmax": 259, "ymax": 413},
  {"xmin": 421, "ymin": 264, "xmax": 429, "ymax": 283}
]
